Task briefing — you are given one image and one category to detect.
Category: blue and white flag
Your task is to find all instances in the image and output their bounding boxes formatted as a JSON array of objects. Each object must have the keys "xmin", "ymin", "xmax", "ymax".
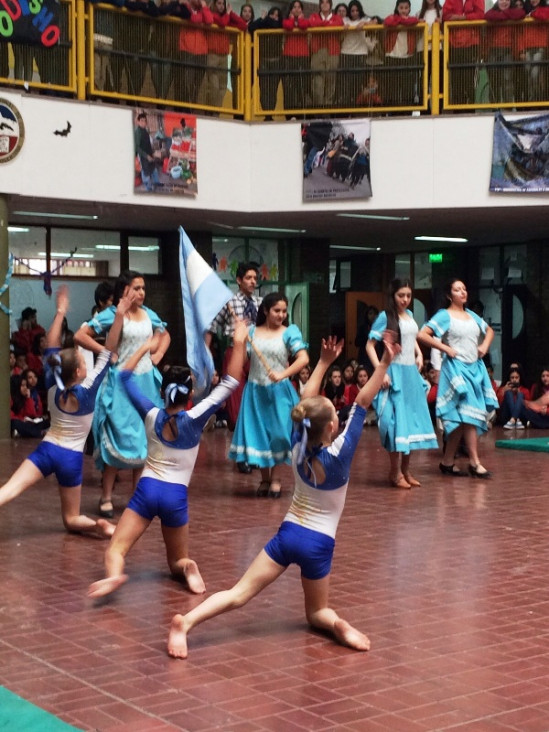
[{"xmin": 179, "ymin": 226, "xmax": 233, "ymax": 396}]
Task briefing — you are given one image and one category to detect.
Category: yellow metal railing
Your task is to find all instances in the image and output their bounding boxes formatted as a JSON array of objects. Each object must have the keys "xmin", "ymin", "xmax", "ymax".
[
  {"xmin": 87, "ymin": 3, "xmax": 246, "ymax": 115},
  {"xmin": 0, "ymin": 0, "xmax": 76, "ymax": 94},
  {"xmin": 3, "ymin": 11, "xmax": 549, "ymax": 118},
  {"xmin": 443, "ymin": 18, "xmax": 549, "ymax": 111},
  {"xmin": 252, "ymin": 24, "xmax": 432, "ymax": 118}
]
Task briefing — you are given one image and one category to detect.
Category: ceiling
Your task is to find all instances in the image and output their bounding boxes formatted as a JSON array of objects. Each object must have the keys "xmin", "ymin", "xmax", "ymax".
[{"xmin": 7, "ymin": 194, "xmax": 549, "ymax": 254}]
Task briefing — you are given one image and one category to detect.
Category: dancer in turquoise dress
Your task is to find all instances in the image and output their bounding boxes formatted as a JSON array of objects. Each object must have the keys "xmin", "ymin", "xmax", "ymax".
[
  {"xmin": 228, "ymin": 292, "xmax": 309, "ymax": 498},
  {"xmin": 366, "ymin": 278, "xmax": 438, "ymax": 489},
  {"xmin": 418, "ymin": 279, "xmax": 497, "ymax": 479},
  {"xmin": 74, "ymin": 270, "xmax": 170, "ymax": 515}
]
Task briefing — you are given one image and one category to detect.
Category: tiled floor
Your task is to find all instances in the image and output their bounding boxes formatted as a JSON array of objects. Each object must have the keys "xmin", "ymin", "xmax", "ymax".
[{"xmin": 1, "ymin": 425, "xmax": 549, "ymax": 731}]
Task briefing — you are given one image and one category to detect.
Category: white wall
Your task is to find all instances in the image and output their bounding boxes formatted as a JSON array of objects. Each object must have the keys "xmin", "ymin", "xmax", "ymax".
[{"xmin": 0, "ymin": 90, "xmax": 545, "ymax": 219}]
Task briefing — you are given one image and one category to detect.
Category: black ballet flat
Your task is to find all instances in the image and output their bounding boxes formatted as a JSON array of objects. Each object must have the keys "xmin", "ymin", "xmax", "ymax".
[
  {"xmin": 257, "ymin": 481, "xmax": 270, "ymax": 497},
  {"xmin": 268, "ymin": 489, "xmax": 282, "ymax": 499},
  {"xmin": 98, "ymin": 498, "xmax": 114, "ymax": 518},
  {"xmin": 468, "ymin": 464, "xmax": 492, "ymax": 479},
  {"xmin": 439, "ymin": 463, "xmax": 468, "ymax": 477},
  {"xmin": 237, "ymin": 462, "xmax": 252, "ymax": 474}
]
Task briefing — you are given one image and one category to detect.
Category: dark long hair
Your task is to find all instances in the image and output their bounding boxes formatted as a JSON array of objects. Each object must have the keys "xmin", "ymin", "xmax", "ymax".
[
  {"xmin": 113, "ymin": 269, "xmax": 143, "ymax": 306},
  {"xmin": 348, "ymin": 0, "xmax": 365, "ymax": 17},
  {"xmin": 256, "ymin": 292, "xmax": 289, "ymax": 326},
  {"xmin": 10, "ymin": 374, "xmax": 27, "ymax": 415},
  {"xmin": 531, "ymin": 367, "xmax": 549, "ymax": 399},
  {"xmin": 443, "ymin": 278, "xmax": 466, "ymax": 309},
  {"xmin": 386, "ymin": 277, "xmax": 412, "ymax": 344},
  {"xmin": 418, "ymin": 0, "xmax": 442, "ymax": 18},
  {"xmin": 324, "ymin": 366, "xmax": 345, "ymax": 402}
]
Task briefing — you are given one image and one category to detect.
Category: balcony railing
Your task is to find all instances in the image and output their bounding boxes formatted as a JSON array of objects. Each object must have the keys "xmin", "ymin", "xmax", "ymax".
[{"xmin": 1, "ymin": 6, "xmax": 548, "ymax": 119}]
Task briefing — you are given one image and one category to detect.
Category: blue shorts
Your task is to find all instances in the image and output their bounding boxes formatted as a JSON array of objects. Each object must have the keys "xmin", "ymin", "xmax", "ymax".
[
  {"xmin": 264, "ymin": 521, "xmax": 335, "ymax": 580},
  {"xmin": 127, "ymin": 476, "xmax": 188, "ymax": 528},
  {"xmin": 27, "ymin": 442, "xmax": 83, "ymax": 488}
]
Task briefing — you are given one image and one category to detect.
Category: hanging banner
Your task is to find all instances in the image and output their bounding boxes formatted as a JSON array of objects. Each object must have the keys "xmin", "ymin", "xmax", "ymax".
[
  {"xmin": 1, "ymin": 0, "xmax": 61, "ymax": 47},
  {"xmin": 490, "ymin": 111, "xmax": 549, "ymax": 193},
  {"xmin": 302, "ymin": 118, "xmax": 372, "ymax": 202},
  {"xmin": 134, "ymin": 109, "xmax": 197, "ymax": 196}
]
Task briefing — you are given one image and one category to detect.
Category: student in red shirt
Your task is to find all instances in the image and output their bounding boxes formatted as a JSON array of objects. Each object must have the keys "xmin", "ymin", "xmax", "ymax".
[{"xmin": 308, "ymin": 0, "xmax": 344, "ymax": 107}]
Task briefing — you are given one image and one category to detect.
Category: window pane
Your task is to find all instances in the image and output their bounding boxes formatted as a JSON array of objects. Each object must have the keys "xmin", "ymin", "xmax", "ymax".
[
  {"xmin": 9, "ymin": 226, "xmax": 47, "ymax": 275},
  {"xmin": 128, "ymin": 236, "xmax": 160, "ymax": 275},
  {"xmin": 395, "ymin": 254, "xmax": 411, "ymax": 280},
  {"xmin": 414, "ymin": 252, "xmax": 432, "ymax": 289}
]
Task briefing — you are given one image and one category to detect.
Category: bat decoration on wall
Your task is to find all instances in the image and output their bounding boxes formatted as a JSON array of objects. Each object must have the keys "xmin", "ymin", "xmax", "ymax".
[{"xmin": 54, "ymin": 121, "xmax": 72, "ymax": 137}]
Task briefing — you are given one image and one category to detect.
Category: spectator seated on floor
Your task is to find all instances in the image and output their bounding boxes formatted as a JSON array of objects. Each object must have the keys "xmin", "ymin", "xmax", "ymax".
[
  {"xmin": 497, "ymin": 367, "xmax": 529, "ymax": 429},
  {"xmin": 10, "ymin": 373, "xmax": 48, "ymax": 438}
]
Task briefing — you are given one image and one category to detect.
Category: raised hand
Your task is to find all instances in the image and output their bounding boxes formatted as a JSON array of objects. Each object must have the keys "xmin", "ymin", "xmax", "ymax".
[
  {"xmin": 319, "ymin": 335, "xmax": 344, "ymax": 365},
  {"xmin": 381, "ymin": 330, "xmax": 401, "ymax": 363},
  {"xmin": 56, "ymin": 285, "xmax": 69, "ymax": 316},
  {"xmin": 233, "ymin": 318, "xmax": 249, "ymax": 346},
  {"xmin": 116, "ymin": 285, "xmax": 139, "ymax": 316}
]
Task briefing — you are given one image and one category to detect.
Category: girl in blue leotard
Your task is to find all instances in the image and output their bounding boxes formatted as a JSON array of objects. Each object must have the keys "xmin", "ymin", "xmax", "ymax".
[
  {"xmin": 167, "ymin": 332, "xmax": 400, "ymax": 659},
  {"xmin": 88, "ymin": 319, "xmax": 249, "ymax": 599},
  {"xmin": 0, "ymin": 286, "xmax": 125, "ymax": 537}
]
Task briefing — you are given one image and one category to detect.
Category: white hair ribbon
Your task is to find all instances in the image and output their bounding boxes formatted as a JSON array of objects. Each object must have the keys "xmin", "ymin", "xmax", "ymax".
[
  {"xmin": 295, "ymin": 417, "xmax": 311, "ymax": 466},
  {"xmin": 51, "ymin": 353, "xmax": 66, "ymax": 391},
  {"xmin": 165, "ymin": 383, "xmax": 189, "ymax": 407}
]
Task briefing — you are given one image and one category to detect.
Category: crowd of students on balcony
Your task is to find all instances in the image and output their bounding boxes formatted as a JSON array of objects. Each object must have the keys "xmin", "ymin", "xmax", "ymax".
[{"xmin": 3, "ymin": 0, "xmax": 549, "ymax": 110}]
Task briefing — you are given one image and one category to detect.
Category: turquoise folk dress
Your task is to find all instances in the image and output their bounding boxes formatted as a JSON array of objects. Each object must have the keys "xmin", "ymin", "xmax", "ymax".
[
  {"xmin": 370, "ymin": 310, "xmax": 438, "ymax": 453},
  {"xmin": 228, "ymin": 324, "xmax": 308, "ymax": 468},
  {"xmin": 423, "ymin": 308, "xmax": 498, "ymax": 436},
  {"xmin": 87, "ymin": 305, "xmax": 166, "ymax": 470}
]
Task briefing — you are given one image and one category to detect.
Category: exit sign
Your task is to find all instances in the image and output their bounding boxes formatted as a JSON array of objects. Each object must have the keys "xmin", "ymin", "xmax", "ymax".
[{"xmin": 429, "ymin": 253, "xmax": 443, "ymax": 263}]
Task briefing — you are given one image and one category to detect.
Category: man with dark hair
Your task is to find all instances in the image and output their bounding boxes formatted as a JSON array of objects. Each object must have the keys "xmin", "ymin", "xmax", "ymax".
[
  {"xmin": 135, "ymin": 112, "xmax": 160, "ymax": 191},
  {"xmin": 12, "ymin": 307, "xmax": 45, "ymax": 352},
  {"xmin": 94, "ymin": 281, "xmax": 114, "ymax": 311},
  {"xmin": 206, "ymin": 262, "xmax": 262, "ymax": 473}
]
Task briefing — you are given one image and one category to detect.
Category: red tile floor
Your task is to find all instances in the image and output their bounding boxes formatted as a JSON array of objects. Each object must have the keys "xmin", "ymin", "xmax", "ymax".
[{"xmin": 1, "ymin": 425, "xmax": 549, "ymax": 731}]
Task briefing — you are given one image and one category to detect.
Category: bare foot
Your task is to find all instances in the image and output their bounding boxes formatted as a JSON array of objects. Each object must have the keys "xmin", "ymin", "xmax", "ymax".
[
  {"xmin": 183, "ymin": 560, "xmax": 206, "ymax": 594},
  {"xmin": 95, "ymin": 518, "xmax": 116, "ymax": 538},
  {"xmin": 88, "ymin": 574, "xmax": 128, "ymax": 599},
  {"xmin": 333, "ymin": 618, "xmax": 371, "ymax": 651},
  {"xmin": 167, "ymin": 614, "xmax": 188, "ymax": 658},
  {"xmin": 403, "ymin": 474, "xmax": 421, "ymax": 487}
]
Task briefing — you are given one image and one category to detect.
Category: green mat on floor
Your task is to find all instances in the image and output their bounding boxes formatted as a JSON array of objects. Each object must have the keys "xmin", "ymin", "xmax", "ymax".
[
  {"xmin": 496, "ymin": 437, "xmax": 549, "ymax": 452},
  {"xmin": 0, "ymin": 687, "xmax": 80, "ymax": 731}
]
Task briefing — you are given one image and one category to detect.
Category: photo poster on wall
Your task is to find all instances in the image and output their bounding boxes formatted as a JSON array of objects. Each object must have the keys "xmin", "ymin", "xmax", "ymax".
[
  {"xmin": 490, "ymin": 111, "xmax": 549, "ymax": 193},
  {"xmin": 302, "ymin": 119, "xmax": 372, "ymax": 202},
  {"xmin": 134, "ymin": 110, "xmax": 197, "ymax": 196}
]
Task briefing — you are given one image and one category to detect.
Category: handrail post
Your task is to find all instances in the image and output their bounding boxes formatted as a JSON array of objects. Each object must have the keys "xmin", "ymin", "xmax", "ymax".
[
  {"xmin": 244, "ymin": 31, "xmax": 252, "ymax": 121},
  {"xmin": 431, "ymin": 21, "xmax": 440, "ymax": 115},
  {"xmin": 76, "ymin": 0, "xmax": 87, "ymax": 101}
]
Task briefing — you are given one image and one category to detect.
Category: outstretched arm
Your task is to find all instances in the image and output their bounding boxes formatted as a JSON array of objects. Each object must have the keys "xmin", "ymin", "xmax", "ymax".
[
  {"xmin": 47, "ymin": 286, "xmax": 69, "ymax": 349},
  {"xmin": 226, "ymin": 319, "xmax": 248, "ymax": 381},
  {"xmin": 123, "ymin": 332, "xmax": 160, "ymax": 373},
  {"xmin": 301, "ymin": 336, "xmax": 344, "ymax": 399},
  {"xmin": 356, "ymin": 333, "xmax": 400, "ymax": 409}
]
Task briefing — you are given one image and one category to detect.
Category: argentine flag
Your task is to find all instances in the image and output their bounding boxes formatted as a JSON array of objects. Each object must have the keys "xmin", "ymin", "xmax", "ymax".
[{"xmin": 179, "ymin": 226, "xmax": 233, "ymax": 396}]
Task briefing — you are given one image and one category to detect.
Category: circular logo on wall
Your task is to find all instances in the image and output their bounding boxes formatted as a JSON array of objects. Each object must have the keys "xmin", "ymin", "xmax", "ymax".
[{"xmin": 0, "ymin": 98, "xmax": 24, "ymax": 163}]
